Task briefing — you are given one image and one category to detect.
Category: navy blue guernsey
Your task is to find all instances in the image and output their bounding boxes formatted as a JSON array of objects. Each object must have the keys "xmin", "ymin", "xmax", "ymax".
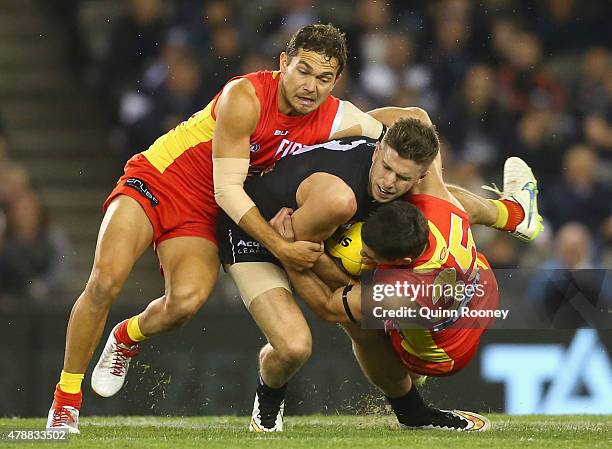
[
  {"xmin": 244, "ymin": 137, "xmax": 377, "ymax": 221},
  {"xmin": 216, "ymin": 137, "xmax": 378, "ymax": 266}
]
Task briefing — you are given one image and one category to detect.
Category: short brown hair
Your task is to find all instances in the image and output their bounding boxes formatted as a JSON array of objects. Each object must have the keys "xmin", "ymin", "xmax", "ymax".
[
  {"xmin": 362, "ymin": 201, "xmax": 429, "ymax": 261},
  {"xmin": 382, "ymin": 118, "xmax": 440, "ymax": 166},
  {"xmin": 286, "ymin": 24, "xmax": 348, "ymax": 75}
]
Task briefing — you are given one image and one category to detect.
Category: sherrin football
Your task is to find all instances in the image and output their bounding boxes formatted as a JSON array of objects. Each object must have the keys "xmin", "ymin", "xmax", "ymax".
[{"xmin": 325, "ymin": 222, "xmax": 375, "ymax": 276}]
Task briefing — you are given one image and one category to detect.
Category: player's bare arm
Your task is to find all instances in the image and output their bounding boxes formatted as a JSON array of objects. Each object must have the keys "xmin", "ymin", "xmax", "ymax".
[
  {"xmin": 292, "ymin": 261, "xmax": 361, "ymax": 324},
  {"xmin": 270, "ymin": 208, "xmax": 360, "ymax": 323},
  {"xmin": 329, "ymin": 102, "xmax": 433, "ymax": 143},
  {"xmin": 311, "ymin": 252, "xmax": 353, "ymax": 292},
  {"xmin": 292, "ymin": 170, "xmax": 378, "ymax": 290},
  {"xmin": 330, "ymin": 103, "xmax": 433, "ymax": 141},
  {"xmin": 292, "ymin": 173, "xmax": 357, "ymax": 242},
  {"xmin": 270, "ymin": 207, "xmax": 421, "ymax": 326},
  {"xmin": 269, "ymin": 203, "xmax": 353, "ymax": 292},
  {"xmin": 367, "ymin": 106, "xmax": 433, "ymax": 127},
  {"xmin": 329, "ymin": 101, "xmax": 385, "ymax": 139},
  {"xmin": 213, "ymin": 78, "xmax": 323, "ymax": 271}
]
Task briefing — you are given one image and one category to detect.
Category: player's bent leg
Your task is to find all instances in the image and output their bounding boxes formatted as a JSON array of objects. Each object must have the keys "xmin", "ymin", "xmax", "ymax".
[
  {"xmin": 342, "ymin": 324, "xmax": 490, "ymax": 432},
  {"xmin": 449, "ymin": 157, "xmax": 543, "ymax": 241},
  {"xmin": 48, "ymin": 196, "xmax": 153, "ymax": 431},
  {"xmin": 446, "ymin": 184, "xmax": 498, "ymax": 227},
  {"xmin": 229, "ymin": 262, "xmax": 311, "ymax": 432},
  {"xmin": 91, "ymin": 236, "xmax": 219, "ymax": 398},
  {"xmin": 249, "ymin": 287, "xmax": 312, "ymax": 432},
  {"xmin": 342, "ymin": 324, "xmax": 413, "ymax": 397},
  {"xmin": 140, "ymin": 236, "xmax": 220, "ymax": 333},
  {"xmin": 67, "ymin": 196, "xmax": 154, "ymax": 372},
  {"xmin": 250, "ymin": 287, "xmax": 313, "ymax": 387}
]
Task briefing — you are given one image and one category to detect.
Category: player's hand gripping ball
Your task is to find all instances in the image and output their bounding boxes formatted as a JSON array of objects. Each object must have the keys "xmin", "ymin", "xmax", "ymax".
[{"xmin": 325, "ymin": 222, "xmax": 375, "ymax": 276}]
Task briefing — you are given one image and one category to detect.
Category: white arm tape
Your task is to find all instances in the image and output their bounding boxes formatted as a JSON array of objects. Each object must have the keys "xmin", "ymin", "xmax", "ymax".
[
  {"xmin": 334, "ymin": 101, "xmax": 383, "ymax": 139},
  {"xmin": 213, "ymin": 157, "xmax": 256, "ymax": 224}
]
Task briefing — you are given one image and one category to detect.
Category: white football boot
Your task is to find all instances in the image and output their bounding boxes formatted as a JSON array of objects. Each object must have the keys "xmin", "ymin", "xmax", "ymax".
[
  {"xmin": 91, "ymin": 323, "xmax": 140, "ymax": 397},
  {"xmin": 400, "ymin": 409, "xmax": 491, "ymax": 432},
  {"xmin": 483, "ymin": 156, "xmax": 544, "ymax": 241},
  {"xmin": 249, "ymin": 391, "xmax": 284, "ymax": 432},
  {"xmin": 46, "ymin": 401, "xmax": 80, "ymax": 434}
]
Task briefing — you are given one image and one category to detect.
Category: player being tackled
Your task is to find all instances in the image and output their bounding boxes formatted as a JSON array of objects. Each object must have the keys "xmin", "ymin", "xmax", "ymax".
[{"xmin": 269, "ymin": 154, "xmax": 542, "ymax": 431}]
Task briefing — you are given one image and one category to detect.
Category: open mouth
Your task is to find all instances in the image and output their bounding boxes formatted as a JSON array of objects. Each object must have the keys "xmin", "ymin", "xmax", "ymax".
[
  {"xmin": 377, "ymin": 185, "xmax": 394, "ymax": 198},
  {"xmin": 297, "ymin": 96, "xmax": 315, "ymax": 106}
]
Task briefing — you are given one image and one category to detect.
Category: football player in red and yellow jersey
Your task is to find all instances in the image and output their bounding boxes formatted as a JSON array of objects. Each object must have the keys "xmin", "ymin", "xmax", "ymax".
[
  {"xmin": 47, "ymin": 24, "xmax": 437, "ymax": 433},
  {"xmin": 46, "ymin": 22, "xmax": 536, "ymax": 434}
]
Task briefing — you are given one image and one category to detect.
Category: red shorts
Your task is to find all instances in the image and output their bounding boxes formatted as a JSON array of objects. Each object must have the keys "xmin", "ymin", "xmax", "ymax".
[
  {"xmin": 384, "ymin": 253, "xmax": 498, "ymax": 377},
  {"xmin": 103, "ymin": 154, "xmax": 218, "ymax": 247},
  {"xmin": 386, "ymin": 323, "xmax": 483, "ymax": 376}
]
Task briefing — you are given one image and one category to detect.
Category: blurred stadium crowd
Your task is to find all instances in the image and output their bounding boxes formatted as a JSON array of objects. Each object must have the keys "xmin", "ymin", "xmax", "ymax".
[
  {"xmin": 0, "ymin": 120, "xmax": 72, "ymax": 305},
  {"xmin": 0, "ymin": 0, "xmax": 610, "ymax": 303}
]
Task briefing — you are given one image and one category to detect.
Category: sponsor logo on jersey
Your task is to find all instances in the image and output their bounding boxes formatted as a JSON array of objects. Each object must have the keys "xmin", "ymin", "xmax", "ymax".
[
  {"xmin": 291, "ymin": 138, "xmax": 372, "ymax": 156},
  {"xmin": 249, "ymin": 143, "xmax": 261, "ymax": 153},
  {"xmin": 274, "ymin": 138, "xmax": 305, "ymax": 158},
  {"xmin": 125, "ymin": 178, "xmax": 159, "ymax": 207}
]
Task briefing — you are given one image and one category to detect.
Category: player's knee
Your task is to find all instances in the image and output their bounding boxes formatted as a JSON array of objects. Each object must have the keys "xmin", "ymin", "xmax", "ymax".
[
  {"xmin": 86, "ymin": 265, "xmax": 126, "ymax": 306},
  {"xmin": 164, "ymin": 284, "xmax": 209, "ymax": 326},
  {"xmin": 278, "ymin": 336, "xmax": 312, "ymax": 367}
]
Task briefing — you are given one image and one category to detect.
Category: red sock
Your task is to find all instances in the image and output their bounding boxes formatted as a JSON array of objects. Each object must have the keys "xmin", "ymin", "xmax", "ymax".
[
  {"xmin": 500, "ymin": 199, "xmax": 525, "ymax": 232},
  {"xmin": 54, "ymin": 385, "xmax": 82, "ymax": 409},
  {"xmin": 114, "ymin": 319, "xmax": 137, "ymax": 345}
]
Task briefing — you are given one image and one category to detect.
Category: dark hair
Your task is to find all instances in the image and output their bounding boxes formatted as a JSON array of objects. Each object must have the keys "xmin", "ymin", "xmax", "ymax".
[
  {"xmin": 362, "ymin": 201, "xmax": 429, "ymax": 261},
  {"xmin": 382, "ymin": 118, "xmax": 440, "ymax": 167},
  {"xmin": 286, "ymin": 24, "xmax": 348, "ymax": 75}
]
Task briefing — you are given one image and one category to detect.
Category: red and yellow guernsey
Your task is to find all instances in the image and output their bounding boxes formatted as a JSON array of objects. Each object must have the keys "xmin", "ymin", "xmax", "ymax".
[
  {"xmin": 143, "ymin": 70, "xmax": 341, "ymax": 185},
  {"xmin": 105, "ymin": 71, "xmax": 342, "ymax": 245},
  {"xmin": 376, "ymin": 194, "xmax": 499, "ymax": 376}
]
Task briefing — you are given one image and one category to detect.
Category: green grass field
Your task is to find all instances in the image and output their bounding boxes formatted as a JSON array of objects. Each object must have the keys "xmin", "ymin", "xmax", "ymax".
[{"xmin": 1, "ymin": 415, "xmax": 610, "ymax": 449}]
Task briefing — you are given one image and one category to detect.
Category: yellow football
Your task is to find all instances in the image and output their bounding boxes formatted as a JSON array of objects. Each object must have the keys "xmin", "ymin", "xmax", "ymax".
[{"xmin": 325, "ymin": 222, "xmax": 375, "ymax": 276}]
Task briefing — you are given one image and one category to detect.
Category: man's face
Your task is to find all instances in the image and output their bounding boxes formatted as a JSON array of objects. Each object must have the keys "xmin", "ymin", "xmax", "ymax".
[
  {"xmin": 279, "ymin": 49, "xmax": 340, "ymax": 115},
  {"xmin": 368, "ymin": 142, "xmax": 429, "ymax": 203}
]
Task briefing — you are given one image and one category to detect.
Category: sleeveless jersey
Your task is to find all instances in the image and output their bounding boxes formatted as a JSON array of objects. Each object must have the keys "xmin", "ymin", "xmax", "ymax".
[
  {"xmin": 375, "ymin": 194, "xmax": 498, "ymax": 373},
  {"xmin": 244, "ymin": 137, "xmax": 378, "ymax": 221},
  {"xmin": 139, "ymin": 70, "xmax": 342, "ymax": 199}
]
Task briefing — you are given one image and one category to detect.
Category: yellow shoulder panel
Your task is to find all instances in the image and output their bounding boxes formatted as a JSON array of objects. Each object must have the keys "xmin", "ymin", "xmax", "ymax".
[
  {"xmin": 413, "ymin": 221, "xmax": 449, "ymax": 272},
  {"xmin": 142, "ymin": 99, "xmax": 216, "ymax": 173}
]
